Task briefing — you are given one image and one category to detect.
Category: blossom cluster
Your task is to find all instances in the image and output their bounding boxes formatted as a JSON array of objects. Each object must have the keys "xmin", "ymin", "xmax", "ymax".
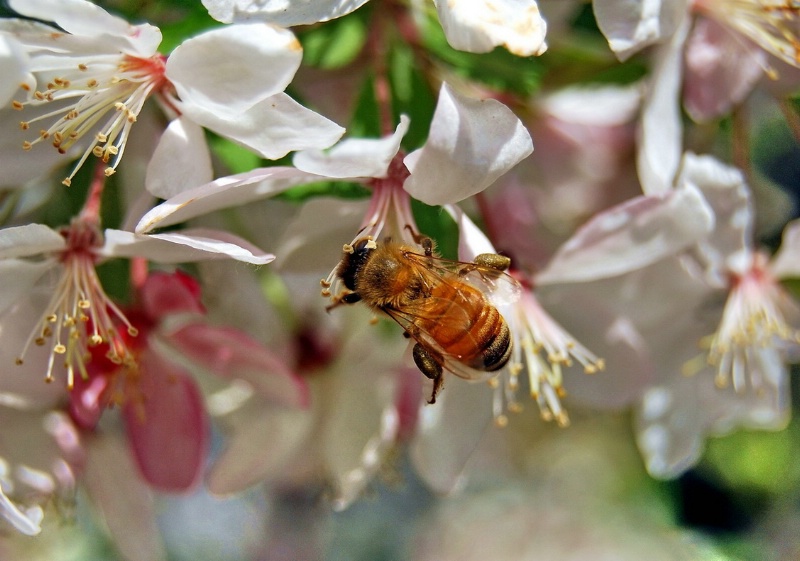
[{"xmin": 0, "ymin": 0, "xmax": 798, "ymax": 559}]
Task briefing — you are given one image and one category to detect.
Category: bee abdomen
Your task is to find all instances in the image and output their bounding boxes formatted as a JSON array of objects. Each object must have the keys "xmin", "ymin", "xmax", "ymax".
[{"xmin": 482, "ymin": 315, "xmax": 511, "ymax": 371}]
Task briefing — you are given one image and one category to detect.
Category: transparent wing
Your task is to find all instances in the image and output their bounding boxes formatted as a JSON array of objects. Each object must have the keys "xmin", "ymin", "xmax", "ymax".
[{"xmin": 403, "ymin": 250, "xmax": 521, "ymax": 306}]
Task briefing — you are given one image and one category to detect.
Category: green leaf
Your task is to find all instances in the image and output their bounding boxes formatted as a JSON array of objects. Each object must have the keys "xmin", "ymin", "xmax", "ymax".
[
  {"xmin": 411, "ymin": 199, "xmax": 458, "ymax": 260},
  {"xmin": 208, "ymin": 135, "xmax": 264, "ymax": 176},
  {"xmin": 275, "ymin": 180, "xmax": 370, "ymax": 203},
  {"xmin": 388, "ymin": 42, "xmax": 437, "ymax": 149},
  {"xmin": 299, "ymin": 10, "xmax": 369, "ymax": 69}
]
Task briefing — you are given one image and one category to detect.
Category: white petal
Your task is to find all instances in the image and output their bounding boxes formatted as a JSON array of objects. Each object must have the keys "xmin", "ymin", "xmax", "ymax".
[
  {"xmin": 637, "ymin": 13, "xmax": 690, "ymax": 194},
  {"xmin": 183, "ymin": 92, "xmax": 344, "ymax": 160},
  {"xmin": 201, "ymin": 0, "xmax": 370, "ymax": 26},
  {"xmin": 435, "ymin": 0, "xmax": 547, "ymax": 56},
  {"xmin": 167, "ymin": 24, "xmax": 302, "ymax": 116},
  {"xmin": 145, "ymin": 117, "xmax": 213, "ymax": 199},
  {"xmin": 769, "ymin": 219, "xmax": 800, "ymax": 279},
  {"xmin": 0, "ymin": 259, "xmax": 55, "ymax": 316},
  {"xmin": 0, "ymin": 224, "xmax": 65, "ymax": 259},
  {"xmin": 83, "ymin": 435, "xmax": 167, "ymax": 561},
  {"xmin": 8, "ymin": 0, "xmax": 161, "ymax": 55},
  {"xmin": 410, "ymin": 380, "xmax": 492, "ymax": 495},
  {"xmin": 535, "ymin": 185, "xmax": 713, "ymax": 285},
  {"xmin": 322, "ymin": 328, "xmax": 403, "ymax": 510},
  {"xmin": 444, "ymin": 205, "xmax": 497, "ymax": 260},
  {"xmin": 0, "ymin": 488, "xmax": 41, "ymax": 535},
  {"xmin": 274, "ymin": 197, "xmax": 368, "ymax": 274},
  {"xmin": 101, "ymin": 228, "xmax": 275, "ymax": 265},
  {"xmin": 207, "ymin": 406, "xmax": 311, "ymax": 494},
  {"xmin": 135, "ymin": 167, "xmax": 323, "ymax": 233},
  {"xmin": 404, "ymin": 83, "xmax": 532, "ymax": 205},
  {"xmin": 677, "ymin": 153, "xmax": 752, "ymax": 280},
  {"xmin": 593, "ymin": 0, "xmax": 689, "ymax": 60},
  {"xmin": 293, "ymin": 116, "xmax": 409, "ymax": 179},
  {"xmin": 0, "ymin": 35, "xmax": 30, "ymax": 108},
  {"xmin": 636, "ymin": 352, "xmax": 788, "ymax": 479}
]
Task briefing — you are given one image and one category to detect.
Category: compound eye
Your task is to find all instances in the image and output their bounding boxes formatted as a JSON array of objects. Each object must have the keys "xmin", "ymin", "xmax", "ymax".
[{"xmin": 342, "ymin": 292, "xmax": 362, "ymax": 304}]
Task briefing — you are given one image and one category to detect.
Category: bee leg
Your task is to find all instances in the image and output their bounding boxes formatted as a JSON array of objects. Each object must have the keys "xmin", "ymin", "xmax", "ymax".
[
  {"xmin": 325, "ymin": 290, "xmax": 361, "ymax": 312},
  {"xmin": 403, "ymin": 226, "xmax": 435, "ymax": 257},
  {"xmin": 412, "ymin": 343, "xmax": 444, "ymax": 404},
  {"xmin": 474, "ymin": 253, "xmax": 511, "ymax": 272}
]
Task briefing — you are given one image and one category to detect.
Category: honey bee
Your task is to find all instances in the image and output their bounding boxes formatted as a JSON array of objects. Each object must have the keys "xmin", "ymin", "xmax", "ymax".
[{"xmin": 324, "ymin": 234, "xmax": 520, "ymax": 404}]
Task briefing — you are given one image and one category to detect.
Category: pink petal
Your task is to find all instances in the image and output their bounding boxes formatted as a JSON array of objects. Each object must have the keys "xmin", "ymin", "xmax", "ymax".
[
  {"xmin": 140, "ymin": 270, "xmax": 204, "ymax": 320},
  {"xmin": 683, "ymin": 17, "xmax": 765, "ymax": 122},
  {"xmin": 535, "ymin": 185, "xmax": 713, "ymax": 285},
  {"xmin": 168, "ymin": 322, "xmax": 309, "ymax": 409},
  {"xmin": 123, "ymin": 350, "xmax": 208, "ymax": 492}
]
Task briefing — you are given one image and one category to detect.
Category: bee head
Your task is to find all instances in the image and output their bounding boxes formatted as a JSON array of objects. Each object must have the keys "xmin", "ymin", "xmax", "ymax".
[{"xmin": 337, "ymin": 237, "xmax": 377, "ymax": 291}]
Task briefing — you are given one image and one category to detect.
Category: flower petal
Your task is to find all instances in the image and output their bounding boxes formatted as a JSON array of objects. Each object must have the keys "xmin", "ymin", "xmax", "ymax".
[
  {"xmin": 0, "ymin": 260, "xmax": 55, "ymax": 316},
  {"xmin": 677, "ymin": 153, "xmax": 752, "ymax": 281},
  {"xmin": 167, "ymin": 24, "xmax": 302, "ymax": 116},
  {"xmin": 274, "ymin": 197, "xmax": 368, "ymax": 274},
  {"xmin": 0, "ymin": 224, "xmax": 64, "ymax": 259},
  {"xmin": 410, "ymin": 379, "xmax": 493, "ymax": 495},
  {"xmin": 7, "ymin": 0, "xmax": 160, "ymax": 55},
  {"xmin": 206, "ymin": 405, "xmax": 312, "ymax": 494},
  {"xmin": 182, "ymin": 92, "xmax": 345, "ymax": 160},
  {"xmin": 636, "ymin": 350, "xmax": 789, "ymax": 479},
  {"xmin": 83, "ymin": 434, "xmax": 167, "ymax": 561},
  {"xmin": 0, "ymin": 487, "xmax": 41, "ymax": 535},
  {"xmin": 202, "ymin": 0, "xmax": 371, "ymax": 26},
  {"xmin": 102, "ymin": 228, "xmax": 275, "ymax": 265},
  {"xmin": 637, "ymin": 13, "xmax": 690, "ymax": 193},
  {"xmin": 593, "ymin": 0, "xmax": 689, "ymax": 60},
  {"xmin": 123, "ymin": 350, "xmax": 208, "ymax": 492},
  {"xmin": 140, "ymin": 271, "xmax": 204, "ymax": 319},
  {"xmin": 0, "ymin": 35, "xmax": 30, "ymax": 108},
  {"xmin": 769, "ymin": 219, "xmax": 800, "ymax": 279},
  {"xmin": 535, "ymin": 185, "xmax": 713, "ymax": 285},
  {"xmin": 293, "ymin": 116, "xmax": 409, "ymax": 179},
  {"xmin": 135, "ymin": 167, "xmax": 322, "ymax": 232},
  {"xmin": 435, "ymin": 0, "xmax": 547, "ymax": 56},
  {"xmin": 167, "ymin": 322, "xmax": 309, "ymax": 409},
  {"xmin": 683, "ymin": 17, "xmax": 765, "ymax": 122},
  {"xmin": 404, "ymin": 83, "xmax": 532, "ymax": 205},
  {"xmin": 145, "ymin": 117, "xmax": 213, "ymax": 199}
]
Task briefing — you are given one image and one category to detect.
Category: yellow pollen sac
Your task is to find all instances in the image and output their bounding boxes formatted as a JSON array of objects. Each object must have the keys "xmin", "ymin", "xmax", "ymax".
[
  {"xmin": 62, "ymin": 178, "xmax": 72, "ymax": 187},
  {"xmin": 89, "ymin": 334, "xmax": 103, "ymax": 346},
  {"xmin": 77, "ymin": 299, "xmax": 90, "ymax": 309},
  {"xmin": 53, "ymin": 344, "xmax": 66, "ymax": 354},
  {"xmin": 78, "ymin": 63, "xmax": 88, "ymax": 71},
  {"xmin": 12, "ymin": 101, "xmax": 23, "ymax": 111},
  {"xmin": 19, "ymin": 121, "xmax": 29, "ymax": 130},
  {"xmin": 104, "ymin": 168, "xmax": 115, "ymax": 178},
  {"xmin": 15, "ymin": 358, "xmax": 23, "ymax": 365},
  {"xmin": 127, "ymin": 327, "xmax": 139, "ymax": 337}
]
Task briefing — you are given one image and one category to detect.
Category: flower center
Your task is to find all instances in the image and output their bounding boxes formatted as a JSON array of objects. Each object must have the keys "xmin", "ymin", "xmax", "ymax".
[
  {"xmin": 12, "ymin": 53, "xmax": 168, "ymax": 186},
  {"xmin": 15, "ymin": 221, "xmax": 138, "ymax": 390},
  {"xmin": 706, "ymin": 256, "xmax": 799, "ymax": 392},
  {"xmin": 496, "ymin": 288, "xmax": 605, "ymax": 428}
]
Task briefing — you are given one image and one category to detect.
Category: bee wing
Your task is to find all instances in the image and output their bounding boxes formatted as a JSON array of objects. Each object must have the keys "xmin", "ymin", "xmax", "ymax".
[
  {"xmin": 383, "ymin": 299, "xmax": 499, "ymax": 383},
  {"xmin": 404, "ymin": 251, "xmax": 521, "ymax": 306}
]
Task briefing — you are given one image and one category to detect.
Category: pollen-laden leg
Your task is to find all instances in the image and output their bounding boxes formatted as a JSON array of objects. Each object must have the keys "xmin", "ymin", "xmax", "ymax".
[
  {"xmin": 460, "ymin": 253, "xmax": 512, "ymax": 279},
  {"xmin": 324, "ymin": 289, "xmax": 361, "ymax": 312},
  {"xmin": 412, "ymin": 342, "xmax": 444, "ymax": 404}
]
